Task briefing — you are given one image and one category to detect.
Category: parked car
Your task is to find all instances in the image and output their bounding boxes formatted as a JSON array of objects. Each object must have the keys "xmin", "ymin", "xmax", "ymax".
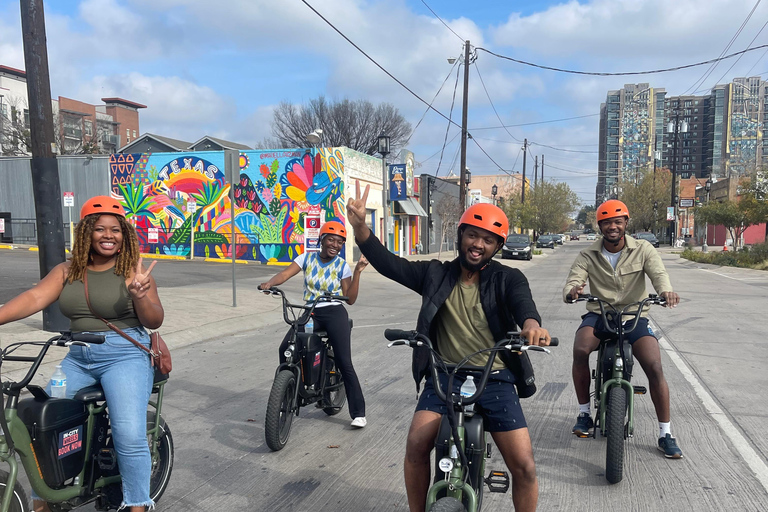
[
  {"xmin": 536, "ymin": 234, "xmax": 556, "ymax": 249},
  {"xmin": 634, "ymin": 231, "xmax": 660, "ymax": 247},
  {"xmin": 586, "ymin": 233, "xmax": 597, "ymax": 241},
  {"xmin": 501, "ymin": 234, "xmax": 533, "ymax": 260},
  {"xmin": 570, "ymin": 232, "xmax": 580, "ymax": 241},
  {"xmin": 555, "ymin": 234, "xmax": 565, "ymax": 245}
]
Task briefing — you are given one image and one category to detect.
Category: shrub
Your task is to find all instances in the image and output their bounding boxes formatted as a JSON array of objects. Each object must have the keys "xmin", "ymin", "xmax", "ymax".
[{"xmin": 681, "ymin": 242, "xmax": 768, "ymax": 269}]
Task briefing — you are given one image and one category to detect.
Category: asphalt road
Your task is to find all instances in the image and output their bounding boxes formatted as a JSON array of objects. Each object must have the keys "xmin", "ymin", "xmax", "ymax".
[{"xmin": 2, "ymin": 243, "xmax": 767, "ymax": 511}]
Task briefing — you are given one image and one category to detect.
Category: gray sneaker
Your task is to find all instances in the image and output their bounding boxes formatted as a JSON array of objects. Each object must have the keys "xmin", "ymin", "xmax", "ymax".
[
  {"xmin": 572, "ymin": 413, "xmax": 593, "ymax": 438},
  {"xmin": 658, "ymin": 434, "xmax": 683, "ymax": 458}
]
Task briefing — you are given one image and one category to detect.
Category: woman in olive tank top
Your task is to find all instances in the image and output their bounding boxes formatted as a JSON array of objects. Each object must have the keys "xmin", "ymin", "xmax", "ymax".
[{"xmin": 0, "ymin": 196, "xmax": 164, "ymax": 512}]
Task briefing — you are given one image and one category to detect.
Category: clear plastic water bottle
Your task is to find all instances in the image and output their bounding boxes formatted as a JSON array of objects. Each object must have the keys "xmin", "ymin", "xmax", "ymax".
[
  {"xmin": 460, "ymin": 375, "xmax": 476, "ymax": 412},
  {"xmin": 305, "ymin": 316, "xmax": 314, "ymax": 334},
  {"xmin": 50, "ymin": 364, "xmax": 67, "ymax": 398}
]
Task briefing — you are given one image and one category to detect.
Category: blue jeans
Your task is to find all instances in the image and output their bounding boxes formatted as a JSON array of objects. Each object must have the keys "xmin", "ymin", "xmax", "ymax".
[{"xmin": 36, "ymin": 326, "xmax": 155, "ymax": 509}]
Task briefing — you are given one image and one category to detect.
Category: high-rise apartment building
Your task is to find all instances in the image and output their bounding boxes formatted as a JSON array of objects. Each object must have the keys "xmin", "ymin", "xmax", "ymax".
[
  {"xmin": 596, "ymin": 77, "xmax": 767, "ymax": 204},
  {"xmin": 596, "ymin": 83, "xmax": 665, "ymax": 205}
]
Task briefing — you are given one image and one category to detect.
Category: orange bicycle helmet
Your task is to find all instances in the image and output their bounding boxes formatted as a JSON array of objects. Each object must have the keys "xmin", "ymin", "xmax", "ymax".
[
  {"xmin": 80, "ymin": 195, "xmax": 126, "ymax": 220},
  {"xmin": 596, "ymin": 199, "xmax": 630, "ymax": 222},
  {"xmin": 458, "ymin": 203, "xmax": 509, "ymax": 240},
  {"xmin": 319, "ymin": 221, "xmax": 347, "ymax": 241}
]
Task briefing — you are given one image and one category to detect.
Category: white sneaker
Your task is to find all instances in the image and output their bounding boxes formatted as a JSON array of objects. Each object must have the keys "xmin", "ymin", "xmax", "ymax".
[{"xmin": 350, "ymin": 417, "xmax": 367, "ymax": 428}]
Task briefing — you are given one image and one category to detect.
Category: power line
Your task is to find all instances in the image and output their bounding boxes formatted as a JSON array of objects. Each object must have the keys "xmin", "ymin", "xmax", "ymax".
[
  {"xmin": 470, "ymin": 113, "xmax": 600, "ymax": 131},
  {"xmin": 473, "ymin": 60, "xmax": 524, "ymax": 143},
  {"xmin": 708, "ymin": 17, "xmax": 768, "ymax": 91},
  {"xmin": 684, "ymin": 0, "xmax": 761, "ymax": 95},
  {"xmin": 417, "ymin": 131, "xmax": 461, "ymax": 165},
  {"xmin": 399, "ymin": 56, "xmax": 460, "ymax": 149},
  {"xmin": 528, "ymin": 141, "xmax": 599, "ymax": 153},
  {"xmin": 300, "ymin": 0, "xmax": 461, "ymax": 129},
  {"xmin": 475, "ymin": 44, "xmax": 768, "ymax": 76},
  {"xmin": 420, "ymin": 0, "xmax": 464, "ymax": 42},
  {"xmin": 436, "ymin": 63, "xmax": 462, "ymax": 176}
]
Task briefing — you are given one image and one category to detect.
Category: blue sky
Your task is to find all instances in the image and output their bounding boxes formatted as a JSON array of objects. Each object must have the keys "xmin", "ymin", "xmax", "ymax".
[{"xmin": 2, "ymin": 0, "xmax": 768, "ymax": 204}]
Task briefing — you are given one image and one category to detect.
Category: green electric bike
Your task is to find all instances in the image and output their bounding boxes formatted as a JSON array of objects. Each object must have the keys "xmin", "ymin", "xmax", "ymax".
[
  {"xmin": 385, "ymin": 329, "xmax": 557, "ymax": 512},
  {"xmin": 0, "ymin": 332, "xmax": 173, "ymax": 511}
]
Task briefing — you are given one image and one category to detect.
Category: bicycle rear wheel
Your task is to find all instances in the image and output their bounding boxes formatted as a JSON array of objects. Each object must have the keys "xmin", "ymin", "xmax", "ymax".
[
  {"xmin": 322, "ymin": 350, "xmax": 346, "ymax": 416},
  {"xmin": 605, "ymin": 386, "xmax": 626, "ymax": 484},
  {"xmin": 265, "ymin": 370, "xmax": 297, "ymax": 451}
]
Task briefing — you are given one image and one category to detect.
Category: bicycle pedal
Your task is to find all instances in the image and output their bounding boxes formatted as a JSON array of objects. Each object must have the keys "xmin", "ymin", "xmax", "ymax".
[
  {"xmin": 484, "ymin": 470, "xmax": 510, "ymax": 493},
  {"xmin": 633, "ymin": 385, "xmax": 647, "ymax": 395}
]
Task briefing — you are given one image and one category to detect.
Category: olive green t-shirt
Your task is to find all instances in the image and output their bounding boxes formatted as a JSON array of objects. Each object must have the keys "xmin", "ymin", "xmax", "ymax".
[
  {"xmin": 433, "ymin": 281, "xmax": 505, "ymax": 370},
  {"xmin": 59, "ymin": 268, "xmax": 141, "ymax": 333}
]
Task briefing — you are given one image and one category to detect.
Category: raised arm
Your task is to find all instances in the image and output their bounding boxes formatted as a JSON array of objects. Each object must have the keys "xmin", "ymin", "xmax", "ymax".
[
  {"xmin": 563, "ymin": 252, "xmax": 590, "ymax": 302},
  {"xmin": 0, "ymin": 262, "xmax": 68, "ymax": 325},
  {"xmin": 260, "ymin": 262, "xmax": 302, "ymax": 290},
  {"xmin": 127, "ymin": 258, "xmax": 164, "ymax": 329},
  {"xmin": 341, "ymin": 256, "xmax": 368, "ymax": 305}
]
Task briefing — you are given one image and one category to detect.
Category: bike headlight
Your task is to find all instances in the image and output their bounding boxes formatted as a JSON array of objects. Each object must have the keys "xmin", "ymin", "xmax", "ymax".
[
  {"xmin": 438, "ymin": 457, "xmax": 454, "ymax": 473},
  {"xmin": 284, "ymin": 345, "xmax": 295, "ymax": 359},
  {"xmin": 615, "ymin": 358, "xmax": 624, "ymax": 370}
]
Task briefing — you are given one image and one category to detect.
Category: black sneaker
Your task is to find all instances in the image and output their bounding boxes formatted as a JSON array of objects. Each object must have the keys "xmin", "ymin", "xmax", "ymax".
[
  {"xmin": 658, "ymin": 434, "xmax": 683, "ymax": 458},
  {"xmin": 572, "ymin": 413, "xmax": 593, "ymax": 437}
]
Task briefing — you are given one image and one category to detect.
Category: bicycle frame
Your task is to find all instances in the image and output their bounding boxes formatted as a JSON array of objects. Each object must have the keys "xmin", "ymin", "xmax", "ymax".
[
  {"xmin": 0, "ymin": 334, "xmax": 168, "ymax": 511},
  {"xmin": 385, "ymin": 329, "xmax": 556, "ymax": 512}
]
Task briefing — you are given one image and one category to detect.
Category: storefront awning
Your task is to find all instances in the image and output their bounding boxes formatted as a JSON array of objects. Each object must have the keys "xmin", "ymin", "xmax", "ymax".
[{"xmin": 394, "ymin": 197, "xmax": 428, "ymax": 217}]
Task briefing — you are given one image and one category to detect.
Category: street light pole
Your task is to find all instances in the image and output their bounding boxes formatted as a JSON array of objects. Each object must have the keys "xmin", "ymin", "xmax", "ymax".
[
  {"xmin": 702, "ymin": 178, "xmax": 712, "ymax": 252},
  {"xmin": 521, "ymin": 139, "xmax": 528, "ymax": 203},
  {"xmin": 378, "ymin": 134, "xmax": 391, "ymax": 250},
  {"xmin": 668, "ymin": 107, "xmax": 687, "ymax": 246}
]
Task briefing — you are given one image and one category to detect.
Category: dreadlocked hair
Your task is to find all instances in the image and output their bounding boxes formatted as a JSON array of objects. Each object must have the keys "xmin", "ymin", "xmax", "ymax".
[{"xmin": 67, "ymin": 214, "xmax": 140, "ymax": 283}]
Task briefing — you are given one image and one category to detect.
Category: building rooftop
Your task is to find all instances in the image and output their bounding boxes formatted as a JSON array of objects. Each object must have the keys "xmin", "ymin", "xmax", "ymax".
[{"xmin": 101, "ymin": 97, "xmax": 147, "ymax": 109}]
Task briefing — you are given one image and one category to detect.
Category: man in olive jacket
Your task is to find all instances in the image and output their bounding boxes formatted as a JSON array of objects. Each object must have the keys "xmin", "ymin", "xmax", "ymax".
[
  {"xmin": 564, "ymin": 199, "xmax": 683, "ymax": 458},
  {"xmin": 348, "ymin": 182, "xmax": 551, "ymax": 512}
]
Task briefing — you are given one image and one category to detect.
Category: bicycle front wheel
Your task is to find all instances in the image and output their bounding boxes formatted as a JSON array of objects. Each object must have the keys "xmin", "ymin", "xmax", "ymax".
[
  {"xmin": 0, "ymin": 469, "xmax": 29, "ymax": 512},
  {"xmin": 265, "ymin": 370, "xmax": 297, "ymax": 451},
  {"xmin": 605, "ymin": 386, "xmax": 627, "ymax": 484}
]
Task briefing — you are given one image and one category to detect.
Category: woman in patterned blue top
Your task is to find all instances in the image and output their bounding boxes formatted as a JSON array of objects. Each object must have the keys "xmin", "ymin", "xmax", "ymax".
[{"xmin": 260, "ymin": 221, "xmax": 369, "ymax": 428}]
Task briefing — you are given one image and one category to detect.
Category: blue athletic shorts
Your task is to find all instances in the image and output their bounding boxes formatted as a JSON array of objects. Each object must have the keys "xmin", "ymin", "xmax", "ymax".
[
  {"xmin": 416, "ymin": 369, "xmax": 527, "ymax": 432},
  {"xmin": 578, "ymin": 312, "xmax": 657, "ymax": 344}
]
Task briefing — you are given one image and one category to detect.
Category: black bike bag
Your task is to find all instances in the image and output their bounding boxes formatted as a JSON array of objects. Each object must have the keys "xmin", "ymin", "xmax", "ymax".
[{"xmin": 433, "ymin": 414, "xmax": 485, "ymax": 496}]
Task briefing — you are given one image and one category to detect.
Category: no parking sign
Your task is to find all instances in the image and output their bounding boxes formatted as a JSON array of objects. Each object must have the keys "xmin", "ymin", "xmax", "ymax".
[{"xmin": 304, "ymin": 207, "xmax": 321, "ymax": 252}]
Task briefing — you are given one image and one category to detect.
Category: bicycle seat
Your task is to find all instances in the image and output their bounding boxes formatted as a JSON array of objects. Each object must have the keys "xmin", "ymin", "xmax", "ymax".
[{"xmin": 74, "ymin": 385, "xmax": 104, "ymax": 403}]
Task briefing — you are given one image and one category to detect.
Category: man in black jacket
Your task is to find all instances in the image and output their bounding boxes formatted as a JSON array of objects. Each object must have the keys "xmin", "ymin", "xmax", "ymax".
[{"xmin": 348, "ymin": 182, "xmax": 551, "ymax": 512}]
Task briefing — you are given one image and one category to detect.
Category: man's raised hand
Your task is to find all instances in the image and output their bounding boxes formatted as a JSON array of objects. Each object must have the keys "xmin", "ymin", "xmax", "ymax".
[{"xmin": 347, "ymin": 180, "xmax": 372, "ymax": 241}]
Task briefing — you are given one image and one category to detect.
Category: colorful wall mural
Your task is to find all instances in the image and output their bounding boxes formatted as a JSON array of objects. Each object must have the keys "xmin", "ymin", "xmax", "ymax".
[{"xmin": 109, "ymin": 147, "xmax": 347, "ymax": 263}]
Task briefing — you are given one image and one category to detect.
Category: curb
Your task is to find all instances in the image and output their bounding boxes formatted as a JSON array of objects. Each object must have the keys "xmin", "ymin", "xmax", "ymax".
[
  {"xmin": 204, "ymin": 257, "xmax": 249, "ymax": 264},
  {"xmin": 0, "ymin": 244, "xmax": 14, "ymax": 250},
  {"xmin": 142, "ymin": 254, "xmax": 187, "ymax": 261}
]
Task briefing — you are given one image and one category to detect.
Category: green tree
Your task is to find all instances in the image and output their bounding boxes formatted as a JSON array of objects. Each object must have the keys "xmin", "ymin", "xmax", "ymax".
[
  {"xmin": 503, "ymin": 180, "xmax": 579, "ymax": 235},
  {"xmin": 694, "ymin": 197, "xmax": 766, "ymax": 249},
  {"xmin": 621, "ymin": 168, "xmax": 672, "ymax": 233},
  {"xmin": 576, "ymin": 204, "xmax": 596, "ymax": 229}
]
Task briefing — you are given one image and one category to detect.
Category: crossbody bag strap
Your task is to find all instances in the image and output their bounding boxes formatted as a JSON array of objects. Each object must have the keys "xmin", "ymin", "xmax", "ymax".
[{"xmin": 83, "ymin": 270, "xmax": 152, "ymax": 356}]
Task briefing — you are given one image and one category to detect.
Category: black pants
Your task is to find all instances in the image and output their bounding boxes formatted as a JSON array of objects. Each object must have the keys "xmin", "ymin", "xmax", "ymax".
[{"xmin": 278, "ymin": 305, "xmax": 366, "ymax": 419}]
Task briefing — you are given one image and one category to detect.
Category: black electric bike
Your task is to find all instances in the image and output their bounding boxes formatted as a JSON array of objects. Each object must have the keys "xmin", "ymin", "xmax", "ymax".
[
  {"xmin": 0, "ymin": 331, "xmax": 173, "ymax": 512},
  {"xmin": 567, "ymin": 293, "xmax": 667, "ymax": 484},
  {"xmin": 385, "ymin": 329, "xmax": 558, "ymax": 512},
  {"xmin": 260, "ymin": 286, "xmax": 350, "ymax": 451}
]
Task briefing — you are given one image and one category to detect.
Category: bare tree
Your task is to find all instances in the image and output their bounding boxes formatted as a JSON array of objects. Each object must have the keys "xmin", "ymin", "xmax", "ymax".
[
  {"xmin": 271, "ymin": 96, "xmax": 412, "ymax": 154},
  {"xmin": 433, "ymin": 193, "xmax": 462, "ymax": 259},
  {"xmin": 0, "ymin": 96, "xmax": 31, "ymax": 156}
]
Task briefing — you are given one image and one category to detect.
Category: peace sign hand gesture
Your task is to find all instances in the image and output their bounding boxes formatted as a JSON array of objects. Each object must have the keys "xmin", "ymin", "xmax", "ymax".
[
  {"xmin": 347, "ymin": 180, "xmax": 372, "ymax": 242},
  {"xmin": 128, "ymin": 257, "xmax": 157, "ymax": 301}
]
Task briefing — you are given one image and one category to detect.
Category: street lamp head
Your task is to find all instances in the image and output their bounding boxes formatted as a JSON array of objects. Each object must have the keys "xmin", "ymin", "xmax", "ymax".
[
  {"xmin": 377, "ymin": 134, "xmax": 390, "ymax": 156},
  {"xmin": 680, "ymin": 120, "xmax": 689, "ymax": 133},
  {"xmin": 491, "ymin": 184, "xmax": 498, "ymax": 196},
  {"xmin": 667, "ymin": 121, "xmax": 675, "ymax": 134},
  {"xmin": 306, "ymin": 128, "xmax": 323, "ymax": 145},
  {"xmin": 447, "ymin": 57, "xmax": 457, "ymax": 64},
  {"xmin": 705, "ymin": 178, "xmax": 712, "ymax": 192}
]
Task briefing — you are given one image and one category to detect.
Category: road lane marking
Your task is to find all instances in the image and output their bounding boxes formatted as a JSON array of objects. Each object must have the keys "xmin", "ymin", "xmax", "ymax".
[
  {"xmin": 698, "ymin": 268, "xmax": 767, "ymax": 282},
  {"xmin": 656, "ymin": 332, "xmax": 768, "ymax": 492}
]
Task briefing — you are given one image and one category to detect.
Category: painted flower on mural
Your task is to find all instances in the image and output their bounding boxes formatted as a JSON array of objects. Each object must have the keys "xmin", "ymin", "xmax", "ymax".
[
  {"xmin": 281, "ymin": 153, "xmax": 315, "ymax": 203},
  {"xmin": 259, "ymin": 244, "xmax": 285, "ymax": 262},
  {"xmin": 262, "ymin": 187, "xmax": 274, "ymax": 203},
  {"xmin": 162, "ymin": 244, "xmax": 190, "ymax": 256},
  {"xmin": 214, "ymin": 243, "xmax": 248, "ymax": 260},
  {"xmin": 260, "ymin": 164, "xmax": 270, "ymax": 178},
  {"xmin": 239, "ymin": 154, "xmax": 250, "ymax": 170}
]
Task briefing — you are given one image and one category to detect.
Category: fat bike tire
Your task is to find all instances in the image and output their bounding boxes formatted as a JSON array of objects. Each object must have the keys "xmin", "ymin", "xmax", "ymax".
[
  {"xmin": 148, "ymin": 413, "xmax": 174, "ymax": 503},
  {"xmin": 605, "ymin": 386, "xmax": 627, "ymax": 484},
  {"xmin": 429, "ymin": 497, "xmax": 466, "ymax": 512},
  {"xmin": 0, "ymin": 470, "xmax": 29, "ymax": 512},
  {"xmin": 265, "ymin": 370, "xmax": 297, "ymax": 451},
  {"xmin": 322, "ymin": 352, "xmax": 346, "ymax": 416}
]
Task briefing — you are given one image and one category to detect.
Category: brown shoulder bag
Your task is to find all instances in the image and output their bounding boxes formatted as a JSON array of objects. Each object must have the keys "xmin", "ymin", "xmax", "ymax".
[{"xmin": 83, "ymin": 271, "xmax": 172, "ymax": 374}]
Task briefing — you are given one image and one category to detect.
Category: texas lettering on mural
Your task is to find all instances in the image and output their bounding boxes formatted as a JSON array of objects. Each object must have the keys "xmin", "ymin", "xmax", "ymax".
[{"xmin": 158, "ymin": 157, "xmax": 220, "ymax": 181}]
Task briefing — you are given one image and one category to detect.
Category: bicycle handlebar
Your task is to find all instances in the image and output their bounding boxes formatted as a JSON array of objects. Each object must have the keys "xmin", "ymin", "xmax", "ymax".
[
  {"xmin": 386, "ymin": 330, "xmax": 558, "ymax": 405},
  {"xmin": 259, "ymin": 286, "xmax": 350, "ymax": 327},
  {"xmin": 566, "ymin": 293, "xmax": 667, "ymax": 339},
  {"xmin": 2, "ymin": 332, "xmax": 106, "ymax": 393}
]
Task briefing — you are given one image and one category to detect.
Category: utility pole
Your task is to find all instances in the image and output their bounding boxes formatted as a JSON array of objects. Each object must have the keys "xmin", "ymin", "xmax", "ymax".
[
  {"xmin": 534, "ymin": 155, "xmax": 538, "ymax": 189},
  {"xmin": 521, "ymin": 138, "xmax": 528, "ymax": 203},
  {"xmin": 459, "ymin": 40, "xmax": 470, "ymax": 212},
  {"xmin": 21, "ymin": 0, "xmax": 67, "ymax": 331},
  {"xmin": 541, "ymin": 154, "xmax": 544, "ymax": 184},
  {"xmin": 669, "ymin": 109, "xmax": 680, "ymax": 246}
]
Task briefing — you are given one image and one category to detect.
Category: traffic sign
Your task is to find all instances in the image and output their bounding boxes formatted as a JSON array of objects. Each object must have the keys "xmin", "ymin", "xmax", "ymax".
[
  {"xmin": 63, "ymin": 192, "xmax": 74, "ymax": 207},
  {"xmin": 148, "ymin": 227, "xmax": 159, "ymax": 244},
  {"xmin": 0, "ymin": 218, "xmax": 4, "ymax": 234},
  {"xmin": 187, "ymin": 200, "xmax": 197, "ymax": 213},
  {"xmin": 666, "ymin": 207, "xmax": 675, "ymax": 221}
]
